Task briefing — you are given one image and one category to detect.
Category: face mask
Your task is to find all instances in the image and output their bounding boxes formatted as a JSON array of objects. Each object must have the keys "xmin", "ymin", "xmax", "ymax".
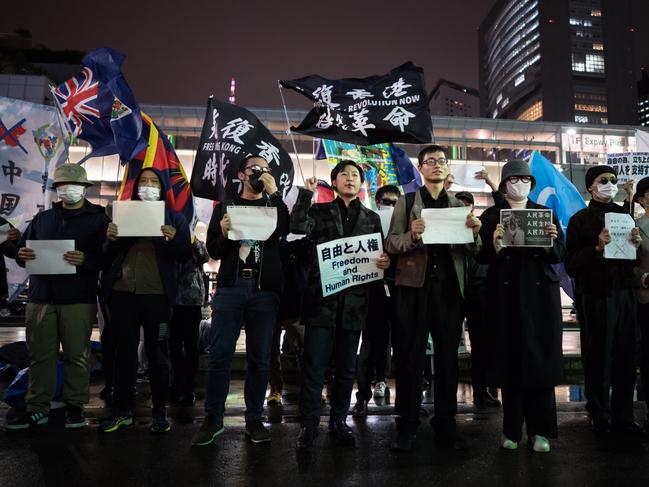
[
  {"xmin": 594, "ymin": 182, "xmax": 618, "ymax": 201},
  {"xmin": 138, "ymin": 186, "xmax": 161, "ymax": 201},
  {"xmin": 57, "ymin": 185, "xmax": 85, "ymax": 204},
  {"xmin": 505, "ymin": 180, "xmax": 531, "ymax": 201}
]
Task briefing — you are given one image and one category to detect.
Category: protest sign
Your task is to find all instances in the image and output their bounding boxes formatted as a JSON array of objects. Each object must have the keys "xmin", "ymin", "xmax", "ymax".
[
  {"xmin": 227, "ymin": 206, "xmax": 278, "ymax": 241},
  {"xmin": 604, "ymin": 213, "xmax": 636, "ymax": 260},
  {"xmin": 113, "ymin": 201, "xmax": 165, "ymax": 237},
  {"xmin": 607, "ymin": 153, "xmax": 649, "ymax": 183},
  {"xmin": 500, "ymin": 209, "xmax": 553, "ymax": 247},
  {"xmin": 420, "ymin": 206, "xmax": 473, "ymax": 244}
]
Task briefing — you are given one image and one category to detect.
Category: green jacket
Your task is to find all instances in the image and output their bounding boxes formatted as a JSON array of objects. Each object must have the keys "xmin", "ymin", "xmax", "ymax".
[
  {"xmin": 290, "ymin": 188, "xmax": 382, "ymax": 330},
  {"xmin": 384, "ymin": 188, "xmax": 480, "ymax": 298}
]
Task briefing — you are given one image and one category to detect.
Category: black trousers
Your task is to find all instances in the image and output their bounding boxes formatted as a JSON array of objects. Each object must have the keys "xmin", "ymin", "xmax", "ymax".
[
  {"xmin": 356, "ymin": 282, "xmax": 393, "ymax": 401},
  {"xmin": 465, "ymin": 289, "xmax": 489, "ymax": 393},
  {"xmin": 269, "ymin": 317, "xmax": 283, "ymax": 390},
  {"xmin": 299, "ymin": 324, "xmax": 361, "ymax": 427},
  {"xmin": 110, "ymin": 292, "xmax": 171, "ymax": 414},
  {"xmin": 637, "ymin": 301, "xmax": 649, "ymax": 414},
  {"xmin": 394, "ymin": 278, "xmax": 464, "ymax": 434},
  {"xmin": 169, "ymin": 305, "xmax": 201, "ymax": 397},
  {"xmin": 502, "ymin": 387, "xmax": 557, "ymax": 442},
  {"xmin": 579, "ymin": 289, "xmax": 637, "ymax": 426},
  {"xmin": 99, "ymin": 299, "xmax": 115, "ymax": 389}
]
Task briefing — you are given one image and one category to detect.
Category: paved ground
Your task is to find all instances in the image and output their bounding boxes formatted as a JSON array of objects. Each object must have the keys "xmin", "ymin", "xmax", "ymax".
[{"xmin": 1, "ymin": 378, "xmax": 649, "ymax": 487}]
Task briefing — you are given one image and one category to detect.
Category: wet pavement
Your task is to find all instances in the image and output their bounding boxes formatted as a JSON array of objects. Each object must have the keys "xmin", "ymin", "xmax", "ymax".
[{"xmin": 1, "ymin": 378, "xmax": 649, "ymax": 487}]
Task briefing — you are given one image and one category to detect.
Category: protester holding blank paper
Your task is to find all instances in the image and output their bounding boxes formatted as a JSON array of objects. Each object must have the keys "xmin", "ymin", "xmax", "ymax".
[
  {"xmin": 0, "ymin": 217, "xmax": 20, "ymax": 302},
  {"xmin": 192, "ymin": 155, "xmax": 289, "ymax": 447},
  {"xmin": 99, "ymin": 167, "xmax": 190, "ymax": 435},
  {"xmin": 566, "ymin": 165, "xmax": 643, "ymax": 444},
  {"xmin": 7, "ymin": 164, "xmax": 109, "ymax": 432},
  {"xmin": 477, "ymin": 160, "xmax": 564, "ymax": 453},
  {"xmin": 292, "ymin": 161, "xmax": 390, "ymax": 449},
  {"xmin": 385, "ymin": 145, "xmax": 481, "ymax": 452}
]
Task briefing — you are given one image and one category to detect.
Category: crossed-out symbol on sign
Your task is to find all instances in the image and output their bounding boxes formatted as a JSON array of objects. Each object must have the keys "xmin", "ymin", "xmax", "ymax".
[{"xmin": 0, "ymin": 118, "xmax": 28, "ymax": 154}]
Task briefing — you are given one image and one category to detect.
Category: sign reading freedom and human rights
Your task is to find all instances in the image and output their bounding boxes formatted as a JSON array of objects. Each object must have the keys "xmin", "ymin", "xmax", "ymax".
[
  {"xmin": 280, "ymin": 62, "xmax": 432, "ymax": 146},
  {"xmin": 317, "ymin": 233, "xmax": 384, "ymax": 297},
  {"xmin": 607, "ymin": 152, "xmax": 649, "ymax": 183},
  {"xmin": 500, "ymin": 209, "xmax": 553, "ymax": 248}
]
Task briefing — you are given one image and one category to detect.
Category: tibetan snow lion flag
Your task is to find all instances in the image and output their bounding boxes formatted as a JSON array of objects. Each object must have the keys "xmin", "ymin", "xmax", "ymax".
[{"xmin": 280, "ymin": 62, "xmax": 432, "ymax": 146}]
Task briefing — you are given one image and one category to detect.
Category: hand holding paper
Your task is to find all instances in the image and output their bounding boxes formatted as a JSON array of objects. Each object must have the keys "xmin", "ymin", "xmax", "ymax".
[
  {"xmin": 227, "ymin": 206, "xmax": 278, "ymax": 241},
  {"xmin": 25, "ymin": 240, "xmax": 76, "ymax": 275},
  {"xmin": 112, "ymin": 201, "xmax": 165, "ymax": 237},
  {"xmin": 420, "ymin": 206, "xmax": 474, "ymax": 244},
  {"xmin": 604, "ymin": 213, "xmax": 636, "ymax": 260}
]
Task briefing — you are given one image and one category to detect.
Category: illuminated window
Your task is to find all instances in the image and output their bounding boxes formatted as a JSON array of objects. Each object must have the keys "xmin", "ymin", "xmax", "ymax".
[
  {"xmin": 517, "ymin": 100, "xmax": 543, "ymax": 121},
  {"xmin": 575, "ymin": 104, "xmax": 607, "ymax": 113},
  {"xmin": 592, "ymin": 43, "xmax": 604, "ymax": 50},
  {"xmin": 496, "ymin": 93, "xmax": 503, "ymax": 104},
  {"xmin": 600, "ymin": 117, "xmax": 608, "ymax": 124},
  {"xmin": 502, "ymin": 97, "xmax": 510, "ymax": 108},
  {"xmin": 574, "ymin": 115, "xmax": 589, "ymax": 123},
  {"xmin": 514, "ymin": 74, "xmax": 525, "ymax": 86},
  {"xmin": 591, "ymin": 9, "xmax": 601, "ymax": 17},
  {"xmin": 585, "ymin": 54, "xmax": 605, "ymax": 73}
]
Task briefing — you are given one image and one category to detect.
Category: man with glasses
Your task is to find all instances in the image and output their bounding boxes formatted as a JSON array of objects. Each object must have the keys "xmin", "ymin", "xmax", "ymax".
[
  {"xmin": 385, "ymin": 145, "xmax": 482, "ymax": 451},
  {"xmin": 566, "ymin": 165, "xmax": 643, "ymax": 442},
  {"xmin": 192, "ymin": 155, "xmax": 290, "ymax": 446}
]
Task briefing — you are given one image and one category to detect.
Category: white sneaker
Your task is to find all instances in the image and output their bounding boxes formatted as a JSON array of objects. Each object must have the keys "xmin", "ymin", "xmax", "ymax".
[
  {"xmin": 501, "ymin": 436, "xmax": 518, "ymax": 450},
  {"xmin": 530, "ymin": 435, "xmax": 551, "ymax": 453},
  {"xmin": 373, "ymin": 381, "xmax": 387, "ymax": 398}
]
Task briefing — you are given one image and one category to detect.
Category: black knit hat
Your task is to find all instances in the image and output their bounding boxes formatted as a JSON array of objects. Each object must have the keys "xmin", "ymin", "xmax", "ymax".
[
  {"xmin": 633, "ymin": 176, "xmax": 649, "ymax": 203},
  {"xmin": 455, "ymin": 191, "xmax": 474, "ymax": 205},
  {"xmin": 585, "ymin": 165, "xmax": 616, "ymax": 190},
  {"xmin": 330, "ymin": 160, "xmax": 365, "ymax": 184},
  {"xmin": 498, "ymin": 159, "xmax": 536, "ymax": 192}
]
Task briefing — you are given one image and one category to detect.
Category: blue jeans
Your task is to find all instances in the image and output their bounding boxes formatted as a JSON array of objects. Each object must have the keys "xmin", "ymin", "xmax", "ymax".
[{"xmin": 204, "ymin": 278, "xmax": 279, "ymax": 422}]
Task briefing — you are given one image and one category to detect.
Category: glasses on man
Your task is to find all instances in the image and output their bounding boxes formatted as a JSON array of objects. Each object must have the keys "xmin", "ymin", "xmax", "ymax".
[
  {"xmin": 508, "ymin": 176, "xmax": 532, "ymax": 184},
  {"xmin": 421, "ymin": 157, "xmax": 448, "ymax": 166},
  {"xmin": 246, "ymin": 165, "xmax": 272, "ymax": 175},
  {"xmin": 380, "ymin": 198, "xmax": 398, "ymax": 207},
  {"xmin": 598, "ymin": 177, "xmax": 617, "ymax": 185}
]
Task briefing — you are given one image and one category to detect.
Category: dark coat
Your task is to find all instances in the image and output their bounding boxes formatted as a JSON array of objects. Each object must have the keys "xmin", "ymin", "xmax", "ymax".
[
  {"xmin": 16, "ymin": 201, "xmax": 110, "ymax": 305},
  {"xmin": 101, "ymin": 167, "xmax": 192, "ymax": 303},
  {"xmin": 290, "ymin": 188, "xmax": 382, "ymax": 331},
  {"xmin": 476, "ymin": 200, "xmax": 565, "ymax": 387},
  {"xmin": 0, "ymin": 217, "xmax": 18, "ymax": 300}
]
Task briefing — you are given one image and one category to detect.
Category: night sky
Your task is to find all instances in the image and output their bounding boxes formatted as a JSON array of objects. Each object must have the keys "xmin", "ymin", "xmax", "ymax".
[{"xmin": 2, "ymin": 0, "xmax": 648, "ymax": 109}]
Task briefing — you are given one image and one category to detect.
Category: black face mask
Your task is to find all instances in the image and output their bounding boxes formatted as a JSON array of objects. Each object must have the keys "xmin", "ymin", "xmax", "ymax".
[{"xmin": 249, "ymin": 171, "xmax": 265, "ymax": 193}]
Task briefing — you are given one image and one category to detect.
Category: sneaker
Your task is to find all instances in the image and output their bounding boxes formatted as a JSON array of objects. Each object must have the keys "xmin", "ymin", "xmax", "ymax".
[
  {"xmin": 267, "ymin": 390, "xmax": 282, "ymax": 406},
  {"xmin": 501, "ymin": 436, "xmax": 518, "ymax": 450},
  {"xmin": 530, "ymin": 435, "xmax": 550, "ymax": 453},
  {"xmin": 373, "ymin": 381, "xmax": 387, "ymax": 398},
  {"xmin": 245, "ymin": 420, "xmax": 271, "ymax": 443},
  {"xmin": 98, "ymin": 414, "xmax": 134, "ymax": 433},
  {"xmin": 150, "ymin": 416, "xmax": 171, "ymax": 434},
  {"xmin": 6, "ymin": 410, "xmax": 48, "ymax": 431},
  {"xmin": 65, "ymin": 405, "xmax": 87, "ymax": 429},
  {"xmin": 192, "ymin": 415, "xmax": 225, "ymax": 446}
]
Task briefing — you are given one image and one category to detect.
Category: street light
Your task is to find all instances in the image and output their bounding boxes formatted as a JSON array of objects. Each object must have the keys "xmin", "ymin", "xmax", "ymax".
[{"xmin": 565, "ymin": 128, "xmax": 577, "ymax": 182}]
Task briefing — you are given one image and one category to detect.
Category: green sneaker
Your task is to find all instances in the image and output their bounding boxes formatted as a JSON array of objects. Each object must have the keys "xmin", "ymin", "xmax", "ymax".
[
  {"xmin": 191, "ymin": 415, "xmax": 224, "ymax": 446},
  {"xmin": 530, "ymin": 435, "xmax": 550, "ymax": 453},
  {"xmin": 6, "ymin": 410, "xmax": 48, "ymax": 431},
  {"xmin": 98, "ymin": 414, "xmax": 134, "ymax": 433},
  {"xmin": 501, "ymin": 436, "xmax": 518, "ymax": 450}
]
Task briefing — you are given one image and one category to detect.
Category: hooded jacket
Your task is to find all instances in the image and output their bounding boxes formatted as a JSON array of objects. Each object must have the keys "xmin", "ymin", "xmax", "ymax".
[
  {"xmin": 16, "ymin": 200, "xmax": 110, "ymax": 304},
  {"xmin": 101, "ymin": 167, "xmax": 192, "ymax": 302}
]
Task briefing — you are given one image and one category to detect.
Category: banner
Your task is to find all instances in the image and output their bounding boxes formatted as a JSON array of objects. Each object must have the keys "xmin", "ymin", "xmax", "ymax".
[
  {"xmin": 280, "ymin": 62, "xmax": 432, "ymax": 145},
  {"xmin": 604, "ymin": 213, "xmax": 635, "ymax": 260},
  {"xmin": 607, "ymin": 152, "xmax": 649, "ymax": 183},
  {"xmin": 317, "ymin": 233, "xmax": 384, "ymax": 297},
  {"xmin": 0, "ymin": 96, "xmax": 66, "ymax": 299},
  {"xmin": 191, "ymin": 97, "xmax": 294, "ymax": 202},
  {"xmin": 500, "ymin": 209, "xmax": 553, "ymax": 248}
]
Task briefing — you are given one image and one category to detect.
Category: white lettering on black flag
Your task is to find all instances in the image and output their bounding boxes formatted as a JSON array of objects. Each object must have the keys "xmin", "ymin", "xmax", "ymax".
[
  {"xmin": 317, "ymin": 233, "xmax": 384, "ymax": 297},
  {"xmin": 280, "ymin": 62, "xmax": 432, "ymax": 146},
  {"xmin": 190, "ymin": 97, "xmax": 294, "ymax": 202}
]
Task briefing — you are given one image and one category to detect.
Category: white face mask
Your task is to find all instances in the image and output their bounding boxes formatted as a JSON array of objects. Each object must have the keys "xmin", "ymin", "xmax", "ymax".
[
  {"xmin": 138, "ymin": 186, "xmax": 161, "ymax": 201},
  {"xmin": 505, "ymin": 180, "xmax": 531, "ymax": 201},
  {"xmin": 594, "ymin": 182, "xmax": 618, "ymax": 201},
  {"xmin": 56, "ymin": 184, "xmax": 85, "ymax": 204}
]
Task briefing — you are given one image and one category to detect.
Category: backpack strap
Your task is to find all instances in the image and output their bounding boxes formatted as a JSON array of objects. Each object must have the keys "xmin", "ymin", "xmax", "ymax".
[{"xmin": 404, "ymin": 191, "xmax": 416, "ymax": 228}]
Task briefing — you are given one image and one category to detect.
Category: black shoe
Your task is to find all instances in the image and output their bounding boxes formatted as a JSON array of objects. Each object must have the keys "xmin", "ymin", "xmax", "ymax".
[
  {"xmin": 351, "ymin": 400, "xmax": 368, "ymax": 418},
  {"xmin": 99, "ymin": 386, "xmax": 113, "ymax": 401},
  {"xmin": 245, "ymin": 420, "xmax": 271, "ymax": 443},
  {"xmin": 65, "ymin": 405, "xmax": 87, "ymax": 429},
  {"xmin": 591, "ymin": 417, "xmax": 611, "ymax": 436},
  {"xmin": 474, "ymin": 390, "xmax": 501, "ymax": 408},
  {"xmin": 390, "ymin": 431, "xmax": 416, "ymax": 452},
  {"xmin": 192, "ymin": 415, "xmax": 224, "ymax": 446},
  {"xmin": 179, "ymin": 393, "xmax": 196, "ymax": 406},
  {"xmin": 297, "ymin": 426, "xmax": 318, "ymax": 449},
  {"xmin": 5, "ymin": 409, "xmax": 48, "ymax": 431},
  {"xmin": 431, "ymin": 417, "xmax": 468, "ymax": 450},
  {"xmin": 329, "ymin": 419, "xmax": 355, "ymax": 444}
]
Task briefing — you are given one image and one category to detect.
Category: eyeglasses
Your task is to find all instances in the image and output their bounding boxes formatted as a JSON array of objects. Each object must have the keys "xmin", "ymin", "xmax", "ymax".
[
  {"xmin": 246, "ymin": 165, "xmax": 272, "ymax": 174},
  {"xmin": 421, "ymin": 157, "xmax": 448, "ymax": 166},
  {"xmin": 380, "ymin": 198, "xmax": 398, "ymax": 207},
  {"xmin": 508, "ymin": 176, "xmax": 531, "ymax": 184},
  {"xmin": 598, "ymin": 177, "xmax": 617, "ymax": 185}
]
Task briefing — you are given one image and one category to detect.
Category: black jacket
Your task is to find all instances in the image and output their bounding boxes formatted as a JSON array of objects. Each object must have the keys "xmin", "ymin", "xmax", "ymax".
[
  {"xmin": 101, "ymin": 167, "xmax": 192, "ymax": 303},
  {"xmin": 0, "ymin": 217, "xmax": 18, "ymax": 300},
  {"xmin": 566, "ymin": 200, "xmax": 637, "ymax": 296},
  {"xmin": 16, "ymin": 201, "xmax": 110, "ymax": 304},
  {"xmin": 206, "ymin": 192, "xmax": 290, "ymax": 294}
]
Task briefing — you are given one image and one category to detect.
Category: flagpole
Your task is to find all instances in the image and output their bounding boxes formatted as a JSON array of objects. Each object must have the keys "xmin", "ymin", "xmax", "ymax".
[
  {"xmin": 49, "ymin": 85, "xmax": 73, "ymax": 165},
  {"xmin": 277, "ymin": 81, "xmax": 307, "ymax": 183}
]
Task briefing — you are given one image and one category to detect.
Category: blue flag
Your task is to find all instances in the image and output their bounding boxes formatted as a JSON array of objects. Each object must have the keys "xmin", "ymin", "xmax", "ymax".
[
  {"xmin": 389, "ymin": 143, "xmax": 422, "ymax": 193},
  {"xmin": 529, "ymin": 151, "xmax": 585, "ymax": 301},
  {"xmin": 529, "ymin": 151, "xmax": 586, "ymax": 231},
  {"xmin": 82, "ymin": 48, "xmax": 148, "ymax": 163}
]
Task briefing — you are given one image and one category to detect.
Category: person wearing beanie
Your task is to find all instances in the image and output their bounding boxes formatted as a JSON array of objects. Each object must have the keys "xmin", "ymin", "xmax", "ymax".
[
  {"xmin": 476, "ymin": 159, "xmax": 564, "ymax": 453},
  {"xmin": 566, "ymin": 165, "xmax": 643, "ymax": 443},
  {"xmin": 292, "ymin": 160, "xmax": 391, "ymax": 449}
]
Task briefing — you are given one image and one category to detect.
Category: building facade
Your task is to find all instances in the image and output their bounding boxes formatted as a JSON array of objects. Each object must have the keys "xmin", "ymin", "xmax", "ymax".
[
  {"xmin": 478, "ymin": 0, "xmax": 638, "ymax": 126},
  {"xmin": 639, "ymin": 67, "xmax": 649, "ymax": 127},
  {"xmin": 429, "ymin": 79, "xmax": 480, "ymax": 118}
]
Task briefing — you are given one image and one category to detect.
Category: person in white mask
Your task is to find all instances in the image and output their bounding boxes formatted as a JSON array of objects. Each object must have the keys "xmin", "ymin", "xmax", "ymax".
[
  {"xmin": 7, "ymin": 164, "xmax": 110, "ymax": 432},
  {"xmin": 99, "ymin": 168, "xmax": 191, "ymax": 435},
  {"xmin": 476, "ymin": 160, "xmax": 564, "ymax": 453},
  {"xmin": 566, "ymin": 166, "xmax": 643, "ymax": 449}
]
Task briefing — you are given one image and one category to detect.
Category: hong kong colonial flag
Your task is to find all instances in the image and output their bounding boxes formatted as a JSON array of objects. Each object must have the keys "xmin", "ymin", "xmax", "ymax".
[{"xmin": 280, "ymin": 62, "xmax": 432, "ymax": 146}]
